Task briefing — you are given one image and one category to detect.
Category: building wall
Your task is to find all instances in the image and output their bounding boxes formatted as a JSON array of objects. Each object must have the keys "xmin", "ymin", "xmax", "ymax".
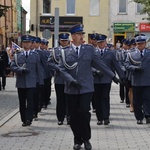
[
  {"xmin": 110, "ymin": 0, "xmax": 148, "ymax": 45},
  {"xmin": 30, "ymin": 0, "xmax": 109, "ymax": 47}
]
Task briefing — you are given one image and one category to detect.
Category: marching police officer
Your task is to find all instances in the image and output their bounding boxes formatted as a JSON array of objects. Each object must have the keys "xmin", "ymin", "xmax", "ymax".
[
  {"xmin": 125, "ymin": 34, "xmax": 150, "ymax": 124},
  {"xmin": 40, "ymin": 39, "xmax": 53, "ymax": 109},
  {"xmin": 116, "ymin": 39, "xmax": 130, "ymax": 107},
  {"xmin": 89, "ymin": 33, "xmax": 99, "ymax": 113},
  {"xmin": 93, "ymin": 34, "xmax": 124, "ymax": 125},
  {"xmin": 10, "ymin": 35, "xmax": 43, "ymax": 126},
  {"xmin": 47, "ymin": 33, "xmax": 70, "ymax": 125},
  {"xmin": 58, "ymin": 24, "xmax": 120, "ymax": 150}
]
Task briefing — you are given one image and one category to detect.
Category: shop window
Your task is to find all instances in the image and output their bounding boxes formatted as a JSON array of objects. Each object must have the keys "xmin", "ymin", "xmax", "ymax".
[
  {"xmin": 43, "ymin": 0, "xmax": 51, "ymax": 14},
  {"xmin": 66, "ymin": 0, "xmax": 75, "ymax": 15},
  {"xmin": 90, "ymin": 0, "xmax": 100, "ymax": 16},
  {"xmin": 118, "ymin": 0, "xmax": 127, "ymax": 14}
]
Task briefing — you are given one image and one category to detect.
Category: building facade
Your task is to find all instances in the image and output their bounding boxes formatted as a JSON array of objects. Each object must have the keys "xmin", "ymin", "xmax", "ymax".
[
  {"xmin": 110, "ymin": 0, "xmax": 148, "ymax": 46},
  {"xmin": 30, "ymin": 0, "xmax": 110, "ymax": 48},
  {"xmin": 0, "ymin": 0, "xmax": 27, "ymax": 47}
]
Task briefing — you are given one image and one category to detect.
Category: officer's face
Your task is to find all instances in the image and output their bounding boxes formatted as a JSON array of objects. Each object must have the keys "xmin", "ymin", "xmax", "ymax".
[
  {"xmin": 90, "ymin": 39, "xmax": 97, "ymax": 47},
  {"xmin": 60, "ymin": 40, "xmax": 69, "ymax": 47},
  {"xmin": 30, "ymin": 41, "xmax": 35, "ymax": 50},
  {"xmin": 71, "ymin": 33, "xmax": 84, "ymax": 45},
  {"xmin": 97, "ymin": 41, "xmax": 106, "ymax": 49},
  {"xmin": 22, "ymin": 41, "xmax": 32, "ymax": 50},
  {"xmin": 40, "ymin": 43, "xmax": 47, "ymax": 50},
  {"xmin": 122, "ymin": 44, "xmax": 130, "ymax": 50},
  {"xmin": 136, "ymin": 42, "xmax": 146, "ymax": 50},
  {"xmin": 35, "ymin": 42, "xmax": 40, "ymax": 49}
]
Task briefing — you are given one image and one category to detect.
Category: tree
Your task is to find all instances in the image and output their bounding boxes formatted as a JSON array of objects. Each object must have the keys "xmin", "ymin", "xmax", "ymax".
[
  {"xmin": 0, "ymin": 4, "xmax": 10, "ymax": 18},
  {"xmin": 133, "ymin": 0, "xmax": 150, "ymax": 20}
]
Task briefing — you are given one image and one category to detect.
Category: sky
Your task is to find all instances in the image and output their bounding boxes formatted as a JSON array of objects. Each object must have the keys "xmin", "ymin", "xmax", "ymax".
[{"xmin": 22, "ymin": 0, "xmax": 30, "ymax": 30}]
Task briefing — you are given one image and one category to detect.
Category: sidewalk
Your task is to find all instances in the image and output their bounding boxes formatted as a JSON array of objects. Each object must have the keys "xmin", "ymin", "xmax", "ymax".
[
  {"xmin": 0, "ymin": 77, "xmax": 18, "ymax": 126},
  {"xmin": 0, "ymin": 83, "xmax": 150, "ymax": 150}
]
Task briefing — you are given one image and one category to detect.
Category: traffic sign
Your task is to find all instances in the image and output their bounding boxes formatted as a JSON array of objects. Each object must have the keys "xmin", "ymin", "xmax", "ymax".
[{"xmin": 42, "ymin": 29, "xmax": 51, "ymax": 39}]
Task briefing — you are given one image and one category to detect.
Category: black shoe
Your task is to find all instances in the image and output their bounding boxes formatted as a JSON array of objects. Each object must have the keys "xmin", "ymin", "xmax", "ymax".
[
  {"xmin": 137, "ymin": 120, "xmax": 143, "ymax": 124},
  {"xmin": 22, "ymin": 122, "xmax": 27, "ymax": 127},
  {"xmin": 84, "ymin": 140, "xmax": 92, "ymax": 150},
  {"xmin": 73, "ymin": 144, "xmax": 81, "ymax": 150},
  {"xmin": 126, "ymin": 104, "xmax": 130, "ymax": 108},
  {"xmin": 2, "ymin": 86, "xmax": 5, "ymax": 90},
  {"xmin": 120, "ymin": 100, "xmax": 124, "ymax": 103},
  {"xmin": 43, "ymin": 105, "xmax": 47, "ymax": 109},
  {"xmin": 97, "ymin": 120, "xmax": 103, "ymax": 125},
  {"xmin": 146, "ymin": 118, "xmax": 150, "ymax": 124},
  {"xmin": 33, "ymin": 114, "xmax": 38, "ymax": 119},
  {"xmin": 104, "ymin": 119, "xmax": 110, "ymax": 125},
  {"xmin": 26, "ymin": 120, "xmax": 32, "ymax": 126},
  {"xmin": 58, "ymin": 121, "xmax": 63, "ymax": 125}
]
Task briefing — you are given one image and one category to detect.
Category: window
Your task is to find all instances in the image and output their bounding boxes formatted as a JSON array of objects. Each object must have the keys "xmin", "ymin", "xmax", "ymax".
[
  {"xmin": 136, "ymin": 3, "xmax": 143, "ymax": 14},
  {"xmin": 43, "ymin": 0, "xmax": 51, "ymax": 14},
  {"xmin": 119, "ymin": 0, "xmax": 127, "ymax": 14},
  {"xmin": 90, "ymin": 0, "xmax": 100, "ymax": 16},
  {"xmin": 66, "ymin": 0, "xmax": 75, "ymax": 15}
]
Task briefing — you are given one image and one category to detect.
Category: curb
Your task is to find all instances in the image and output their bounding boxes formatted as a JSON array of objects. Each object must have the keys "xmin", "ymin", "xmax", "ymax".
[{"xmin": 0, "ymin": 108, "xmax": 19, "ymax": 127}]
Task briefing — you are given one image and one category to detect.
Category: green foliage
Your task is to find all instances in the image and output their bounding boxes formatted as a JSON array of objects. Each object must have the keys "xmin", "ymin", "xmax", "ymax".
[
  {"xmin": 0, "ymin": 4, "xmax": 10, "ymax": 18},
  {"xmin": 133, "ymin": 0, "xmax": 150, "ymax": 20}
]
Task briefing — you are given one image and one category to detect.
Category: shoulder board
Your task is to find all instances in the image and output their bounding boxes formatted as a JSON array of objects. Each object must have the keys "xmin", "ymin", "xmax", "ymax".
[
  {"xmin": 84, "ymin": 44, "xmax": 94, "ymax": 48},
  {"xmin": 62, "ymin": 45, "xmax": 70, "ymax": 49},
  {"xmin": 32, "ymin": 51, "xmax": 39, "ymax": 55}
]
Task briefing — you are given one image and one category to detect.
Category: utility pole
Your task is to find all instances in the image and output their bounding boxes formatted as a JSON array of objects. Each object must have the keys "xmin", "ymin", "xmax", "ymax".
[
  {"xmin": 54, "ymin": 0, "xmax": 59, "ymax": 47},
  {"xmin": 36, "ymin": 0, "xmax": 38, "ymax": 37}
]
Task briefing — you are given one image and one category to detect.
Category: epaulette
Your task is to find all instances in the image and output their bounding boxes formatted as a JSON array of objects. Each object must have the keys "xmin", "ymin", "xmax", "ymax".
[
  {"xmin": 84, "ymin": 44, "xmax": 94, "ymax": 48},
  {"xmin": 62, "ymin": 45, "xmax": 70, "ymax": 49},
  {"xmin": 32, "ymin": 51, "xmax": 39, "ymax": 55}
]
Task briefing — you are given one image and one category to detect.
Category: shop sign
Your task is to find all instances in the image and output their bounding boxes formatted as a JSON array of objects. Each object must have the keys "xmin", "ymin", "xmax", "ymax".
[
  {"xmin": 139, "ymin": 23, "xmax": 150, "ymax": 32},
  {"xmin": 113, "ymin": 23, "xmax": 135, "ymax": 32},
  {"xmin": 40, "ymin": 16, "xmax": 83, "ymax": 31}
]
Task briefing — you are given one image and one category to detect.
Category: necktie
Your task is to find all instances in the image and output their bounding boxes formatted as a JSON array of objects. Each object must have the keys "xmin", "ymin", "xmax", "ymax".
[
  {"xmin": 101, "ymin": 49, "xmax": 103, "ymax": 56},
  {"xmin": 140, "ymin": 51, "xmax": 143, "ymax": 57},
  {"xmin": 26, "ymin": 51, "xmax": 28, "ymax": 59},
  {"xmin": 76, "ymin": 47, "xmax": 79, "ymax": 56}
]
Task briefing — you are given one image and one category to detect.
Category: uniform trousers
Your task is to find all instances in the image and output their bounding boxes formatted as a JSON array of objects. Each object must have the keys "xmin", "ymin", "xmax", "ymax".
[
  {"xmin": 17, "ymin": 88, "xmax": 35, "ymax": 123},
  {"xmin": 94, "ymin": 83, "xmax": 111, "ymax": 121},
  {"xmin": 42, "ymin": 77, "xmax": 51, "ymax": 107},
  {"xmin": 55, "ymin": 84, "xmax": 68, "ymax": 122},
  {"xmin": 66, "ymin": 92, "xmax": 93, "ymax": 144},
  {"xmin": 33, "ymin": 83, "xmax": 40, "ymax": 116},
  {"xmin": 119, "ymin": 83, "xmax": 130, "ymax": 104},
  {"xmin": 133, "ymin": 86, "xmax": 150, "ymax": 120}
]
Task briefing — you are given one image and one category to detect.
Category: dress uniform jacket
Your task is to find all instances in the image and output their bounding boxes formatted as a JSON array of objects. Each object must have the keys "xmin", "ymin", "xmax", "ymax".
[
  {"xmin": 59, "ymin": 44, "xmax": 115, "ymax": 94},
  {"xmin": 125, "ymin": 48, "xmax": 150, "ymax": 86},
  {"xmin": 35, "ymin": 49, "xmax": 46, "ymax": 80},
  {"xmin": 10, "ymin": 50, "xmax": 44, "ymax": 88},
  {"xmin": 93, "ymin": 48, "xmax": 124, "ymax": 83},
  {"xmin": 48, "ymin": 47, "xmax": 64, "ymax": 84}
]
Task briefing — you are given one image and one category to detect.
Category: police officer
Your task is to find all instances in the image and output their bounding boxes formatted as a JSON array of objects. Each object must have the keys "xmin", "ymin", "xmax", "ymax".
[
  {"xmin": 116, "ymin": 39, "xmax": 130, "ymax": 107},
  {"xmin": 93, "ymin": 34, "xmax": 124, "ymax": 125},
  {"xmin": 89, "ymin": 33, "xmax": 99, "ymax": 113},
  {"xmin": 125, "ymin": 34, "xmax": 150, "ymax": 124},
  {"xmin": 58, "ymin": 24, "xmax": 120, "ymax": 150},
  {"xmin": 10, "ymin": 35, "xmax": 43, "ymax": 126},
  {"xmin": 48, "ymin": 33, "xmax": 70, "ymax": 125},
  {"xmin": 127, "ymin": 38, "xmax": 136, "ymax": 112},
  {"xmin": 40, "ymin": 39, "xmax": 53, "ymax": 109}
]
